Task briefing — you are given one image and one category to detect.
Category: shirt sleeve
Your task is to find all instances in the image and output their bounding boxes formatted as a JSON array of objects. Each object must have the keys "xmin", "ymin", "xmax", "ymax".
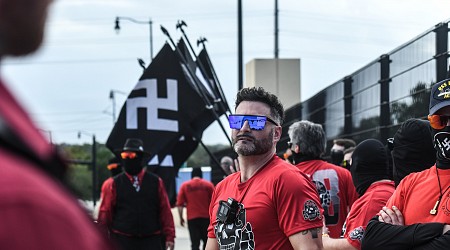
[
  {"xmin": 157, "ymin": 178, "xmax": 176, "ymax": 242},
  {"xmin": 362, "ymin": 216, "xmax": 445, "ymax": 250},
  {"xmin": 275, "ymin": 170, "xmax": 324, "ymax": 237},
  {"xmin": 97, "ymin": 178, "xmax": 115, "ymax": 230}
]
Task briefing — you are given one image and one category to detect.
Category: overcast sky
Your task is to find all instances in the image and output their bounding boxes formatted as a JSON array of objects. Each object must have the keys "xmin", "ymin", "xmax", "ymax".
[{"xmin": 2, "ymin": 0, "xmax": 450, "ymax": 145}]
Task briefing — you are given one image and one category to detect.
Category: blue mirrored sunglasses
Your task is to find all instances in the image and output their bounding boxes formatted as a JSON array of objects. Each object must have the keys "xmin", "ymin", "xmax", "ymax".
[{"xmin": 228, "ymin": 115, "xmax": 279, "ymax": 130}]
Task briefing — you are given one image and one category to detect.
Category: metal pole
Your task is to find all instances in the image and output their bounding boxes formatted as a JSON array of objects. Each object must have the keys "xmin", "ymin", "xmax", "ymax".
[
  {"xmin": 275, "ymin": 0, "xmax": 279, "ymax": 59},
  {"xmin": 92, "ymin": 135, "xmax": 97, "ymax": 207},
  {"xmin": 238, "ymin": 0, "xmax": 243, "ymax": 90},
  {"xmin": 149, "ymin": 18, "xmax": 153, "ymax": 61}
]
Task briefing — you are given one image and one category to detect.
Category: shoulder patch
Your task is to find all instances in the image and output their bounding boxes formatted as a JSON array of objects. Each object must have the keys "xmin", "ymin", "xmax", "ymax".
[
  {"xmin": 302, "ymin": 200, "xmax": 322, "ymax": 221},
  {"xmin": 349, "ymin": 226, "xmax": 364, "ymax": 241}
]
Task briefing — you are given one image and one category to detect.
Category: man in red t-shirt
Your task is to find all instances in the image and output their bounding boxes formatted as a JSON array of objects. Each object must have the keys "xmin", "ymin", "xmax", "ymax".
[
  {"xmin": 206, "ymin": 87, "xmax": 324, "ymax": 250},
  {"xmin": 288, "ymin": 120, "xmax": 358, "ymax": 238},
  {"xmin": 177, "ymin": 167, "xmax": 214, "ymax": 250}
]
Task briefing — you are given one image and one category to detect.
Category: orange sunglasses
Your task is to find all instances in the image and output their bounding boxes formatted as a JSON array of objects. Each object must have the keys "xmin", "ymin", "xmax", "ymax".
[
  {"xmin": 120, "ymin": 151, "xmax": 137, "ymax": 159},
  {"xmin": 428, "ymin": 114, "xmax": 450, "ymax": 130}
]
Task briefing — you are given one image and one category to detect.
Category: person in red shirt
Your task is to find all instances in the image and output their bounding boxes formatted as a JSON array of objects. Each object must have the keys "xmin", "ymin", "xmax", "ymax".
[
  {"xmin": 322, "ymin": 139, "xmax": 395, "ymax": 250},
  {"xmin": 0, "ymin": 0, "xmax": 114, "ymax": 249},
  {"xmin": 98, "ymin": 138, "xmax": 175, "ymax": 250},
  {"xmin": 362, "ymin": 81, "xmax": 450, "ymax": 249},
  {"xmin": 287, "ymin": 120, "xmax": 358, "ymax": 238},
  {"xmin": 206, "ymin": 87, "xmax": 324, "ymax": 250},
  {"xmin": 177, "ymin": 167, "xmax": 215, "ymax": 250}
]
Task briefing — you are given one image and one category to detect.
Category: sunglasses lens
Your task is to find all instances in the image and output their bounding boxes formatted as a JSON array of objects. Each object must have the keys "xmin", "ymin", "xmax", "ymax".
[
  {"xmin": 228, "ymin": 115, "xmax": 267, "ymax": 130},
  {"xmin": 429, "ymin": 115, "xmax": 448, "ymax": 129},
  {"xmin": 121, "ymin": 152, "xmax": 137, "ymax": 159}
]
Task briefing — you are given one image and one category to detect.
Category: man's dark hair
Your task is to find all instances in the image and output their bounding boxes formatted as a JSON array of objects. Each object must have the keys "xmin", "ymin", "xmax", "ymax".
[
  {"xmin": 192, "ymin": 167, "xmax": 203, "ymax": 178},
  {"xmin": 235, "ymin": 87, "xmax": 284, "ymax": 125}
]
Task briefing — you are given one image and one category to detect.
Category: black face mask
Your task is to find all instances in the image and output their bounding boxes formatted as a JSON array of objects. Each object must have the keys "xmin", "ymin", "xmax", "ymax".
[
  {"xmin": 431, "ymin": 127, "xmax": 450, "ymax": 169},
  {"xmin": 330, "ymin": 150, "xmax": 344, "ymax": 166},
  {"xmin": 291, "ymin": 152, "xmax": 320, "ymax": 165},
  {"xmin": 122, "ymin": 157, "xmax": 144, "ymax": 175}
]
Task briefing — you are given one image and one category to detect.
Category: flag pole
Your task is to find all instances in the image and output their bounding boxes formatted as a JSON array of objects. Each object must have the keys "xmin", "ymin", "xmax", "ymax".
[
  {"xmin": 176, "ymin": 20, "xmax": 232, "ymax": 116},
  {"xmin": 197, "ymin": 37, "xmax": 232, "ymax": 115},
  {"xmin": 161, "ymin": 25, "xmax": 232, "ymax": 147}
]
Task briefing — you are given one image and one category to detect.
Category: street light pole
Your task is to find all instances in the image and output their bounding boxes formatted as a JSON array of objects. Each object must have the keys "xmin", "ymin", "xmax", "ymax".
[
  {"xmin": 109, "ymin": 89, "xmax": 127, "ymax": 125},
  {"xmin": 78, "ymin": 131, "xmax": 97, "ymax": 207},
  {"xmin": 115, "ymin": 16, "xmax": 153, "ymax": 62}
]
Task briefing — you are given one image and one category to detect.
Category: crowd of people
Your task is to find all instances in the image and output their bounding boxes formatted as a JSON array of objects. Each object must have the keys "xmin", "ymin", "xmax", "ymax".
[{"xmin": 2, "ymin": 0, "xmax": 449, "ymax": 249}]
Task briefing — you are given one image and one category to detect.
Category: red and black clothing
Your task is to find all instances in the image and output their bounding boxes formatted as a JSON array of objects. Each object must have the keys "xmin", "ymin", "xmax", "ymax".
[
  {"xmin": 295, "ymin": 159, "xmax": 358, "ymax": 238},
  {"xmin": 98, "ymin": 169, "xmax": 175, "ymax": 249},
  {"xmin": 177, "ymin": 177, "xmax": 214, "ymax": 250}
]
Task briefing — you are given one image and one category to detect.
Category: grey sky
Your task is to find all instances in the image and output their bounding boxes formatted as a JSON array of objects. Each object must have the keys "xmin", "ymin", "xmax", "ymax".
[{"xmin": 2, "ymin": 0, "xmax": 450, "ymax": 145}]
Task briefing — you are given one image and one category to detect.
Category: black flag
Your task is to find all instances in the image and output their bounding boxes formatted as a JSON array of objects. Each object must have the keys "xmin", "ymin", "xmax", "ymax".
[{"xmin": 106, "ymin": 42, "xmax": 221, "ymax": 204}]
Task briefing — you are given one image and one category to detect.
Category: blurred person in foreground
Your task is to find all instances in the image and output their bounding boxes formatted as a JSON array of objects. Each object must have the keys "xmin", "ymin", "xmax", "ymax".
[
  {"xmin": 206, "ymin": 87, "xmax": 324, "ymax": 250},
  {"xmin": 322, "ymin": 139, "xmax": 395, "ymax": 250},
  {"xmin": 0, "ymin": 0, "xmax": 113, "ymax": 249},
  {"xmin": 177, "ymin": 167, "xmax": 215, "ymax": 250},
  {"xmin": 288, "ymin": 120, "xmax": 358, "ymax": 238},
  {"xmin": 98, "ymin": 138, "xmax": 175, "ymax": 250},
  {"xmin": 362, "ymin": 80, "xmax": 450, "ymax": 249}
]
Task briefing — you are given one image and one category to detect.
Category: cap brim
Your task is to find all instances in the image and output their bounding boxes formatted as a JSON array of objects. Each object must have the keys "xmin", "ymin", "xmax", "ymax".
[{"xmin": 429, "ymin": 101, "xmax": 450, "ymax": 115}]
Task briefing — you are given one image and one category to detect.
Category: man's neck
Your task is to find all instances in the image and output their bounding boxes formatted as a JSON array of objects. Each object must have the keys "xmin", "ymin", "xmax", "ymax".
[{"xmin": 239, "ymin": 150, "xmax": 275, "ymax": 182}]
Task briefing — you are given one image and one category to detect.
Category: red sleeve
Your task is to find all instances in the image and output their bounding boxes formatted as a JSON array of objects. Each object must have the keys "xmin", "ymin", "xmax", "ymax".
[
  {"xmin": 176, "ymin": 183, "xmax": 187, "ymax": 207},
  {"xmin": 97, "ymin": 178, "xmax": 115, "ymax": 230},
  {"xmin": 275, "ymin": 170, "xmax": 324, "ymax": 236},
  {"xmin": 343, "ymin": 170, "xmax": 359, "ymax": 207},
  {"xmin": 157, "ymin": 178, "xmax": 176, "ymax": 242},
  {"xmin": 385, "ymin": 181, "xmax": 406, "ymax": 212}
]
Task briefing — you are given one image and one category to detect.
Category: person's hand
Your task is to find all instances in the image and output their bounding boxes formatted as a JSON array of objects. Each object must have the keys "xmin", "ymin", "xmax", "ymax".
[
  {"xmin": 378, "ymin": 206, "xmax": 404, "ymax": 225},
  {"xmin": 231, "ymin": 158, "xmax": 240, "ymax": 173},
  {"xmin": 180, "ymin": 217, "xmax": 185, "ymax": 227},
  {"xmin": 166, "ymin": 241, "xmax": 174, "ymax": 250}
]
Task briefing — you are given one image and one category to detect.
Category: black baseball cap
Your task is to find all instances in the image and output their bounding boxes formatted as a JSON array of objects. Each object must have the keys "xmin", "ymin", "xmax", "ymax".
[{"xmin": 429, "ymin": 78, "xmax": 450, "ymax": 115}]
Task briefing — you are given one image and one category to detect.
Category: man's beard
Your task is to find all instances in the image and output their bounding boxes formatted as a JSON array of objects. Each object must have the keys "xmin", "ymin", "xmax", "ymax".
[{"xmin": 232, "ymin": 129, "xmax": 274, "ymax": 156}]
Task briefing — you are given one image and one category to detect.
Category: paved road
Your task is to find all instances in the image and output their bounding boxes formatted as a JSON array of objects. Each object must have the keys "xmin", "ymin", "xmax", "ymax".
[{"xmin": 171, "ymin": 208, "xmax": 207, "ymax": 250}]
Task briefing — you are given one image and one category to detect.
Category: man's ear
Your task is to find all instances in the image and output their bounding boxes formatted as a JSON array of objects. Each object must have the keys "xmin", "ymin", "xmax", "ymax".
[
  {"xmin": 294, "ymin": 144, "xmax": 300, "ymax": 154},
  {"xmin": 273, "ymin": 126, "xmax": 282, "ymax": 142}
]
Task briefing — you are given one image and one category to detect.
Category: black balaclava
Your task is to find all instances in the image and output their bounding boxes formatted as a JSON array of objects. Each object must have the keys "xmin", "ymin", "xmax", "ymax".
[
  {"xmin": 431, "ymin": 126, "xmax": 450, "ymax": 169},
  {"xmin": 330, "ymin": 149, "xmax": 344, "ymax": 166},
  {"xmin": 122, "ymin": 153, "xmax": 144, "ymax": 176},
  {"xmin": 350, "ymin": 139, "xmax": 390, "ymax": 196},
  {"xmin": 392, "ymin": 119, "xmax": 436, "ymax": 186}
]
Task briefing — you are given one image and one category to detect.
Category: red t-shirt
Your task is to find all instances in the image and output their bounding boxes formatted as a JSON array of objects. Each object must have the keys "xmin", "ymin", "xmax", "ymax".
[
  {"xmin": 208, "ymin": 156, "xmax": 323, "ymax": 249},
  {"xmin": 97, "ymin": 170, "xmax": 176, "ymax": 242},
  {"xmin": 176, "ymin": 177, "xmax": 214, "ymax": 220},
  {"xmin": 295, "ymin": 160, "xmax": 358, "ymax": 238},
  {"xmin": 386, "ymin": 165, "xmax": 450, "ymax": 225},
  {"xmin": 343, "ymin": 181, "xmax": 395, "ymax": 249},
  {"xmin": 0, "ymin": 79, "xmax": 113, "ymax": 249}
]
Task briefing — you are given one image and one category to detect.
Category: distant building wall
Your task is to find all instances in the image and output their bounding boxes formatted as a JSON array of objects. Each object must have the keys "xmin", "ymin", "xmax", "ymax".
[{"xmin": 245, "ymin": 59, "xmax": 301, "ymax": 110}]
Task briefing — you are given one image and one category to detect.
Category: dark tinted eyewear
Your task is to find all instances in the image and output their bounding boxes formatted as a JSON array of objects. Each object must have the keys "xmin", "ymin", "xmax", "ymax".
[{"xmin": 228, "ymin": 115, "xmax": 279, "ymax": 130}]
